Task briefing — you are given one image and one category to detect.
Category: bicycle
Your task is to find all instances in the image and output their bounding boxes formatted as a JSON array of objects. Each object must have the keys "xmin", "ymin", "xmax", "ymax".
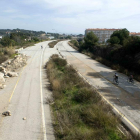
[
  {"xmin": 113, "ymin": 76, "xmax": 119, "ymax": 85},
  {"xmin": 127, "ymin": 77, "xmax": 134, "ymax": 84}
]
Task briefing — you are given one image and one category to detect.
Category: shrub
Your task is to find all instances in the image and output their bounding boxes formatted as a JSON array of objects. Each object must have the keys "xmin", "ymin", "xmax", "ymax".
[
  {"xmin": 70, "ymin": 40, "xmax": 79, "ymax": 47},
  {"xmin": 73, "ymin": 87, "xmax": 100, "ymax": 103},
  {"xmin": 53, "ymin": 57, "xmax": 67, "ymax": 68},
  {"xmin": 48, "ymin": 40, "xmax": 61, "ymax": 48},
  {"xmin": 4, "ymin": 47, "xmax": 15, "ymax": 56},
  {"xmin": 0, "ymin": 54, "xmax": 8, "ymax": 64}
]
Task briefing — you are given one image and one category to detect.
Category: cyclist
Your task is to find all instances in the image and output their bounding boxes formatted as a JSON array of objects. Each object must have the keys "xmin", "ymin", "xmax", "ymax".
[
  {"xmin": 129, "ymin": 74, "xmax": 133, "ymax": 83},
  {"xmin": 41, "ymin": 46, "xmax": 43, "ymax": 49},
  {"xmin": 114, "ymin": 73, "xmax": 119, "ymax": 84}
]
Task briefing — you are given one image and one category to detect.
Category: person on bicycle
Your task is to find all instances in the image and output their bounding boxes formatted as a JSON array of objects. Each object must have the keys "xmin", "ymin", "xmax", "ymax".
[
  {"xmin": 41, "ymin": 45, "xmax": 43, "ymax": 49},
  {"xmin": 129, "ymin": 74, "xmax": 133, "ymax": 82},
  {"xmin": 114, "ymin": 73, "xmax": 118, "ymax": 82}
]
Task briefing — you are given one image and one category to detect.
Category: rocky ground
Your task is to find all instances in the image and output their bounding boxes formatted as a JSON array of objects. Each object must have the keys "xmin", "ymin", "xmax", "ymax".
[{"xmin": 0, "ymin": 54, "xmax": 28, "ymax": 89}]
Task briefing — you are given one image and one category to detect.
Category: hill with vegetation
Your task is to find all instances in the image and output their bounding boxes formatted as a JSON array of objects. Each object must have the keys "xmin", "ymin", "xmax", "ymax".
[{"xmin": 0, "ymin": 28, "xmax": 46, "ymax": 37}]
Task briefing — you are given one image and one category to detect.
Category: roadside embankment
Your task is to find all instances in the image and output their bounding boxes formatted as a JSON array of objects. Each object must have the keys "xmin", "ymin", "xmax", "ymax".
[
  {"xmin": 0, "ymin": 47, "xmax": 15, "ymax": 64},
  {"xmin": 0, "ymin": 54, "xmax": 28, "ymax": 89},
  {"xmin": 46, "ymin": 54, "xmax": 134, "ymax": 140},
  {"xmin": 68, "ymin": 41, "xmax": 79, "ymax": 50}
]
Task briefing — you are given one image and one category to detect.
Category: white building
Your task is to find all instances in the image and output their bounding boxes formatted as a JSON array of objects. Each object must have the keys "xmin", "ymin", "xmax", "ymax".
[
  {"xmin": 0, "ymin": 36, "xmax": 2, "ymax": 41},
  {"xmin": 48, "ymin": 36, "xmax": 54, "ymax": 39},
  {"xmin": 85, "ymin": 28, "xmax": 121, "ymax": 43},
  {"xmin": 130, "ymin": 32, "xmax": 140, "ymax": 37}
]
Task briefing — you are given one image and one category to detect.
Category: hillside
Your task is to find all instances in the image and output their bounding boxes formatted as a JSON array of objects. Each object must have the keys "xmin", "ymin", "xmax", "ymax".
[{"xmin": 0, "ymin": 29, "xmax": 46, "ymax": 37}]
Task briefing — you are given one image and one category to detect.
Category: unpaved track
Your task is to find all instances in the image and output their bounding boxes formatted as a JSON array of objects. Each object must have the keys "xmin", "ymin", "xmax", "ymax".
[
  {"xmin": 0, "ymin": 41, "xmax": 56, "ymax": 140},
  {"xmin": 55, "ymin": 40, "xmax": 140, "ymax": 135}
]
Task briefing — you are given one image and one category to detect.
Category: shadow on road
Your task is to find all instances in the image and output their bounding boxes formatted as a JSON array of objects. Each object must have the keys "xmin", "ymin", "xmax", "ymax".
[{"xmin": 86, "ymin": 70, "xmax": 140, "ymax": 111}]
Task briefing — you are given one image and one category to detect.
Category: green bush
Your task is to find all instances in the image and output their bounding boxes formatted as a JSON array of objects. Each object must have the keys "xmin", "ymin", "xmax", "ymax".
[
  {"xmin": 48, "ymin": 40, "xmax": 61, "ymax": 48},
  {"xmin": 53, "ymin": 57, "xmax": 67, "ymax": 68},
  {"xmin": 33, "ymin": 37, "xmax": 40, "ymax": 42},
  {"xmin": 70, "ymin": 40, "xmax": 79, "ymax": 47}
]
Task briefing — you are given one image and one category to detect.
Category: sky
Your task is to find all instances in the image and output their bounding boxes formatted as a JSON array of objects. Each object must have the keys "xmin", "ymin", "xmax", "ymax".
[{"xmin": 0, "ymin": 0, "xmax": 140, "ymax": 34}]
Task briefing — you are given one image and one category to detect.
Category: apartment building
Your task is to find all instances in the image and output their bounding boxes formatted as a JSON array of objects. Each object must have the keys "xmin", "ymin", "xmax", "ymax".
[
  {"xmin": 85, "ymin": 28, "xmax": 121, "ymax": 43},
  {"xmin": 130, "ymin": 32, "xmax": 140, "ymax": 37}
]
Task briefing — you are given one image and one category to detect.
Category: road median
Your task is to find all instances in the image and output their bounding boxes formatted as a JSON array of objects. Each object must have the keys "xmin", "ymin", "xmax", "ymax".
[{"xmin": 46, "ymin": 54, "xmax": 135, "ymax": 140}]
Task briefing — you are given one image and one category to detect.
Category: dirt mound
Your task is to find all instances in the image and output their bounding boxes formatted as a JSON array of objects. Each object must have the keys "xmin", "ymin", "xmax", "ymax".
[
  {"xmin": 1, "ymin": 54, "xmax": 28, "ymax": 72},
  {"xmin": 0, "ymin": 54, "xmax": 28, "ymax": 89}
]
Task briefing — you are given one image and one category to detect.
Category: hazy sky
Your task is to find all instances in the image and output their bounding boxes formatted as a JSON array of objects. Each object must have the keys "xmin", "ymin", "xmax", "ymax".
[{"xmin": 0, "ymin": 0, "xmax": 140, "ymax": 34}]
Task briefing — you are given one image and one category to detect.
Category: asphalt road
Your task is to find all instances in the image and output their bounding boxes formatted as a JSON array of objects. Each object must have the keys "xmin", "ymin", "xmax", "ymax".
[
  {"xmin": 1, "ymin": 40, "xmax": 140, "ymax": 139},
  {"xmin": 55, "ymin": 40, "xmax": 140, "ymax": 135},
  {"xmin": 0, "ymin": 41, "xmax": 57, "ymax": 140}
]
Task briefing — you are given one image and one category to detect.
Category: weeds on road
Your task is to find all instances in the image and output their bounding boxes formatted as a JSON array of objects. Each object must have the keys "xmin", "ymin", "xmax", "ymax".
[
  {"xmin": 48, "ymin": 40, "xmax": 63, "ymax": 48},
  {"xmin": 46, "ymin": 54, "xmax": 135, "ymax": 140}
]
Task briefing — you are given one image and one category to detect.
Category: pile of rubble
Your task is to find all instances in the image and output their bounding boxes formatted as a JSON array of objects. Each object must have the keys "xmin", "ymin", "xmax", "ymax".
[
  {"xmin": 2, "ymin": 111, "xmax": 11, "ymax": 116},
  {"xmin": 0, "ymin": 54, "xmax": 28, "ymax": 89}
]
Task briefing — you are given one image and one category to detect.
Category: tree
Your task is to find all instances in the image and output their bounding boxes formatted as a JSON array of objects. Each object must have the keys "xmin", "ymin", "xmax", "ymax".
[
  {"xmin": 109, "ymin": 36, "xmax": 120, "ymax": 44},
  {"xmin": 33, "ymin": 37, "xmax": 39, "ymax": 42},
  {"xmin": 125, "ymin": 36, "xmax": 140, "ymax": 56},
  {"xmin": 65, "ymin": 36, "xmax": 72, "ymax": 39},
  {"xmin": 77, "ymin": 34, "xmax": 83, "ymax": 37},
  {"xmin": 1, "ymin": 36, "xmax": 14, "ymax": 46},
  {"xmin": 84, "ymin": 32, "xmax": 98, "ymax": 50},
  {"xmin": 110, "ymin": 28, "xmax": 129, "ymax": 45}
]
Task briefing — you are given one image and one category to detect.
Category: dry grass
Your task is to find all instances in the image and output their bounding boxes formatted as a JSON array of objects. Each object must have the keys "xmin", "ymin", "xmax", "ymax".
[
  {"xmin": 46, "ymin": 54, "xmax": 137, "ymax": 140},
  {"xmin": 0, "ymin": 47, "xmax": 15, "ymax": 64},
  {"xmin": 0, "ymin": 55, "xmax": 8, "ymax": 64},
  {"xmin": 52, "ymin": 79, "xmax": 61, "ymax": 91},
  {"xmin": 48, "ymin": 40, "xmax": 62, "ymax": 48}
]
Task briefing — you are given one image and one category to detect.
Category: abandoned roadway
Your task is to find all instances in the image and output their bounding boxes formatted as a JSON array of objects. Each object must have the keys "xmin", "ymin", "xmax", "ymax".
[
  {"xmin": 55, "ymin": 40, "xmax": 140, "ymax": 135},
  {"xmin": 1, "ymin": 40, "xmax": 140, "ymax": 139},
  {"xmin": 0, "ymin": 41, "xmax": 56, "ymax": 140}
]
